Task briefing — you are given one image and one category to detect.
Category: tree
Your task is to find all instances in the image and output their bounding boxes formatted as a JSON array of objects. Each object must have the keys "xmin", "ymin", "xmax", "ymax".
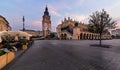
[{"xmin": 88, "ymin": 9, "xmax": 116, "ymax": 46}]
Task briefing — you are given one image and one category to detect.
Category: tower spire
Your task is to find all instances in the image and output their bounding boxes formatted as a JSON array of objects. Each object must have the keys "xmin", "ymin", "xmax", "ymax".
[
  {"xmin": 44, "ymin": 5, "xmax": 49, "ymax": 16},
  {"xmin": 45, "ymin": 4, "xmax": 48, "ymax": 11}
]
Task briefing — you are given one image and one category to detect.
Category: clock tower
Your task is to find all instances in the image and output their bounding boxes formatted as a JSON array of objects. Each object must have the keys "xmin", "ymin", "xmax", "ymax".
[{"xmin": 42, "ymin": 5, "xmax": 51, "ymax": 38}]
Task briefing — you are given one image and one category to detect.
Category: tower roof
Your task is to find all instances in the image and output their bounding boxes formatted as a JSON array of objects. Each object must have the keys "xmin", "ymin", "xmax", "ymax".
[
  {"xmin": 44, "ymin": 5, "xmax": 49, "ymax": 16},
  {"xmin": 45, "ymin": 5, "xmax": 48, "ymax": 11}
]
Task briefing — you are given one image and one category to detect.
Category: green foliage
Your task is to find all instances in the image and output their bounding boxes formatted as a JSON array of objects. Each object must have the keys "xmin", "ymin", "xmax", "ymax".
[
  {"xmin": 88, "ymin": 9, "xmax": 116, "ymax": 46},
  {"xmin": 88, "ymin": 9, "xmax": 116, "ymax": 34},
  {"xmin": 4, "ymin": 44, "xmax": 13, "ymax": 51},
  {"xmin": 21, "ymin": 39, "xmax": 28, "ymax": 45},
  {"xmin": 50, "ymin": 33, "xmax": 55, "ymax": 38},
  {"xmin": 0, "ymin": 50, "xmax": 6, "ymax": 56}
]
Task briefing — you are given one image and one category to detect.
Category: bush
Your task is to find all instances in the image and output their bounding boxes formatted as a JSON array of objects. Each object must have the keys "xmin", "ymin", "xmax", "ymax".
[
  {"xmin": 0, "ymin": 50, "xmax": 6, "ymax": 56},
  {"xmin": 15, "ymin": 42, "xmax": 22, "ymax": 49},
  {"xmin": 4, "ymin": 43, "xmax": 14, "ymax": 51},
  {"xmin": 21, "ymin": 39, "xmax": 28, "ymax": 45}
]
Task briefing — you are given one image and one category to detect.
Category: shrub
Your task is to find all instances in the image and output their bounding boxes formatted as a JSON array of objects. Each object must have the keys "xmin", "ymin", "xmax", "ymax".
[
  {"xmin": 15, "ymin": 42, "xmax": 22, "ymax": 49},
  {"xmin": 4, "ymin": 43, "xmax": 14, "ymax": 51},
  {"xmin": 21, "ymin": 39, "xmax": 28, "ymax": 45},
  {"xmin": 0, "ymin": 50, "xmax": 6, "ymax": 56}
]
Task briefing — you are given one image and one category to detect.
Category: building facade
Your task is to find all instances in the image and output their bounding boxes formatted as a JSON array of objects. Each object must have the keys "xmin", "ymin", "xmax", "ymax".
[
  {"xmin": 0, "ymin": 15, "xmax": 11, "ymax": 31},
  {"xmin": 110, "ymin": 28, "xmax": 120, "ymax": 36},
  {"xmin": 42, "ymin": 6, "xmax": 51, "ymax": 38},
  {"xmin": 56, "ymin": 17, "xmax": 111, "ymax": 40}
]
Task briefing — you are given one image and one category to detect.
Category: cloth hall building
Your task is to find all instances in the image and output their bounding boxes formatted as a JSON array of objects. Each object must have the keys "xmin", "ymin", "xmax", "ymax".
[{"xmin": 56, "ymin": 17, "xmax": 111, "ymax": 40}]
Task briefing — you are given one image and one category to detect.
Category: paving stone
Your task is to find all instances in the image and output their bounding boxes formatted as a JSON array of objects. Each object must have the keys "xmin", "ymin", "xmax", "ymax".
[{"xmin": 2, "ymin": 39, "xmax": 120, "ymax": 70}]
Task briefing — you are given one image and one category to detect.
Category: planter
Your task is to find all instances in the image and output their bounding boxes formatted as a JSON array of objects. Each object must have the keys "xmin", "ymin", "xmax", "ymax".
[
  {"xmin": 0, "ymin": 52, "xmax": 15, "ymax": 69},
  {"xmin": 22, "ymin": 45, "xmax": 27, "ymax": 50},
  {"xmin": 0, "ymin": 54, "xmax": 7, "ymax": 69},
  {"xmin": 7, "ymin": 52, "xmax": 15, "ymax": 64}
]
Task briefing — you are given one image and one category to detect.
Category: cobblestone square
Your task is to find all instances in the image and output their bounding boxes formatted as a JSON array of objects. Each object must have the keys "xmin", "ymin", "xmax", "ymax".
[{"xmin": 2, "ymin": 39, "xmax": 120, "ymax": 70}]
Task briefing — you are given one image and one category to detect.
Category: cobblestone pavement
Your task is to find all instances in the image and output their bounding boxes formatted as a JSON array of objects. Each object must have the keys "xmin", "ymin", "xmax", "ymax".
[{"xmin": 2, "ymin": 39, "xmax": 120, "ymax": 70}]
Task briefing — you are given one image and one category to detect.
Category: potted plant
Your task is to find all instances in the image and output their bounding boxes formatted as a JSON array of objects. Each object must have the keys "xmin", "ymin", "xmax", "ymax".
[
  {"xmin": 7, "ymin": 51, "xmax": 15, "ymax": 64},
  {"xmin": 21, "ymin": 39, "xmax": 28, "ymax": 50},
  {"xmin": 0, "ymin": 50, "xmax": 6, "ymax": 56},
  {"xmin": 4, "ymin": 43, "xmax": 14, "ymax": 51},
  {"xmin": 3, "ymin": 43, "xmax": 15, "ymax": 64},
  {"xmin": 0, "ymin": 50, "xmax": 7, "ymax": 69}
]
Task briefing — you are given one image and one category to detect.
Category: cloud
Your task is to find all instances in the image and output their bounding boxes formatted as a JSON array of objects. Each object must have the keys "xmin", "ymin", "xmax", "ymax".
[
  {"xmin": 72, "ymin": 14, "xmax": 88, "ymax": 21},
  {"xmin": 107, "ymin": 1, "xmax": 120, "ymax": 11},
  {"xmin": 47, "ymin": 4, "xmax": 61, "ymax": 17},
  {"xmin": 105, "ymin": 1, "xmax": 120, "ymax": 28},
  {"xmin": 31, "ymin": 20, "xmax": 42, "ymax": 27},
  {"xmin": 50, "ymin": 9, "xmax": 61, "ymax": 17},
  {"xmin": 112, "ymin": 17, "xmax": 120, "ymax": 28},
  {"xmin": 65, "ymin": 13, "xmax": 88, "ymax": 22},
  {"xmin": 79, "ymin": 0, "xmax": 85, "ymax": 6},
  {"xmin": 77, "ymin": 0, "xmax": 95, "ymax": 7},
  {"xmin": 105, "ymin": 1, "xmax": 120, "ymax": 18},
  {"xmin": 15, "ymin": 0, "xmax": 23, "ymax": 2}
]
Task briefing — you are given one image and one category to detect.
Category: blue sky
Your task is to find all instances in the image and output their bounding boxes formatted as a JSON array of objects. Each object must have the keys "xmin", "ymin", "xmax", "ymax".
[{"xmin": 0, "ymin": 0, "xmax": 120, "ymax": 32}]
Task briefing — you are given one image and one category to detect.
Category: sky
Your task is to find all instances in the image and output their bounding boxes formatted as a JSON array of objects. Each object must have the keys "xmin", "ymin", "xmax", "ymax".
[{"xmin": 0, "ymin": 0, "xmax": 120, "ymax": 32}]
